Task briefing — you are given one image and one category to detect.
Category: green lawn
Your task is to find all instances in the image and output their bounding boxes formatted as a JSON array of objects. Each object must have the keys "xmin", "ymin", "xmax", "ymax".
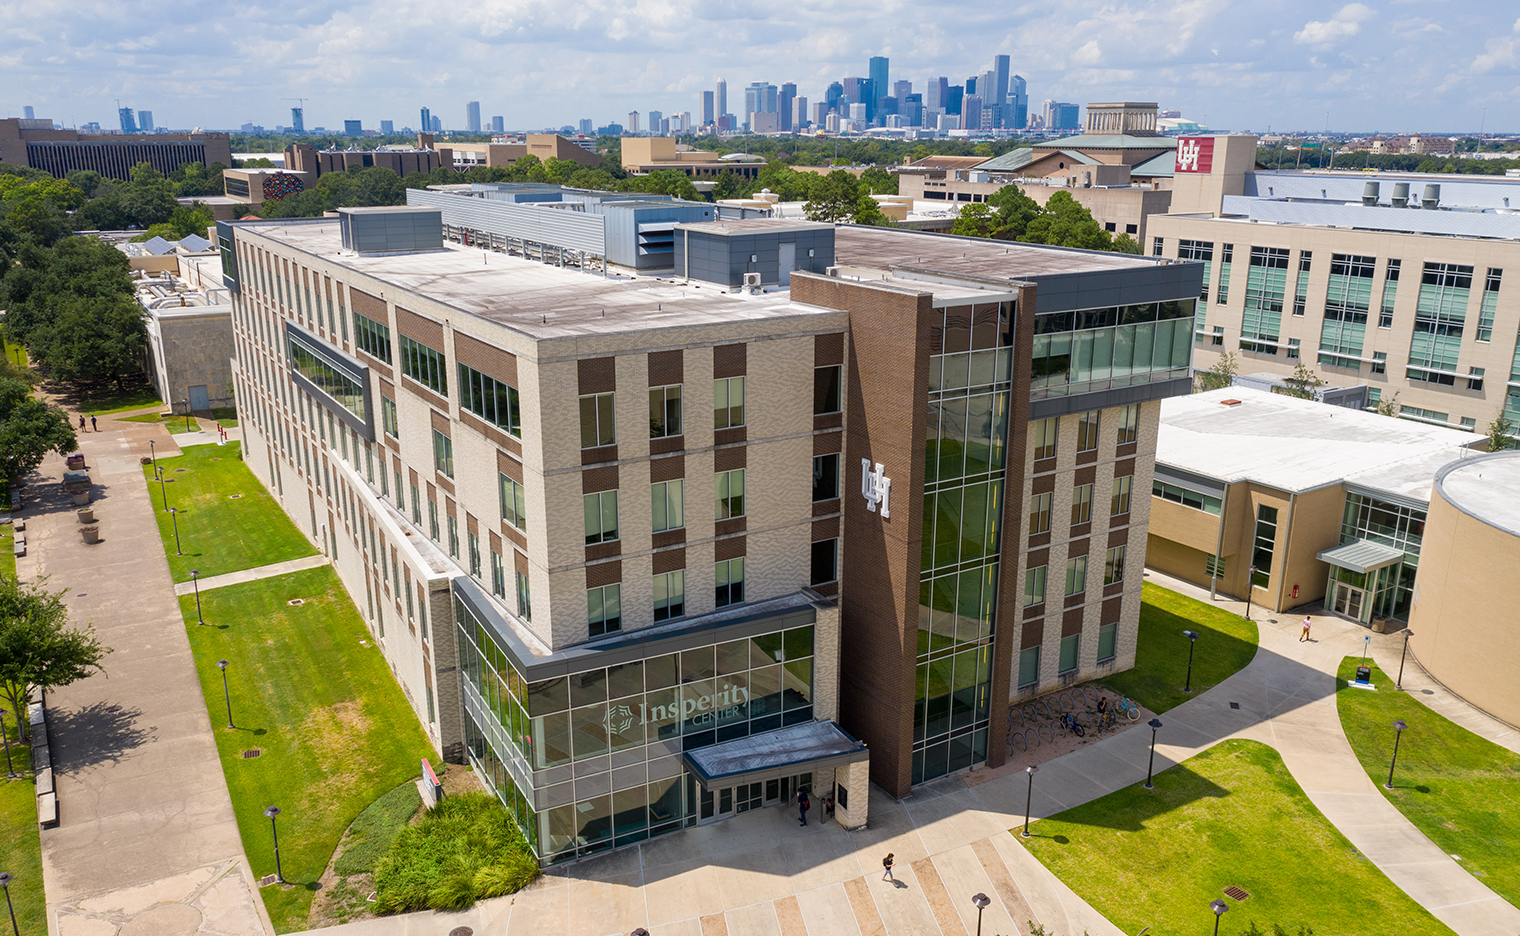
[
  {"xmin": 1021, "ymin": 739, "xmax": 1454, "ymax": 936},
  {"xmin": 121, "ymin": 411, "xmax": 208, "ymax": 434},
  {"xmin": 0, "ymin": 523, "xmax": 15, "ymax": 581},
  {"xmin": 179, "ymin": 567, "xmax": 436, "ymax": 932},
  {"xmin": 0, "ymin": 720, "xmax": 45, "ymax": 936},
  {"xmin": 142, "ymin": 442, "xmax": 316, "ymax": 582},
  {"xmin": 1337, "ymin": 657, "xmax": 1520, "ymax": 908},
  {"xmin": 211, "ymin": 408, "xmax": 240, "ymax": 428},
  {"xmin": 2, "ymin": 341, "xmax": 26, "ymax": 368},
  {"xmin": 1103, "ymin": 581, "xmax": 1260, "ymax": 713},
  {"xmin": 72, "ymin": 381, "xmax": 162, "ymax": 415}
]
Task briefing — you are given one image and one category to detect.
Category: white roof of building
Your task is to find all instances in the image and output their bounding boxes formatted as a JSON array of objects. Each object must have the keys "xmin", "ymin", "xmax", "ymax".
[
  {"xmin": 1435, "ymin": 452, "xmax": 1520, "ymax": 538},
  {"xmin": 1158, "ymin": 387, "xmax": 1485, "ymax": 503}
]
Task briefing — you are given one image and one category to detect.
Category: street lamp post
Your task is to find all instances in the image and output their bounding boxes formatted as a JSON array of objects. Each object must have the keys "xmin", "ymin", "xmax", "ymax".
[
  {"xmin": 182, "ymin": 399, "xmax": 191, "ymax": 434},
  {"xmin": 149, "ymin": 438, "xmax": 157, "ymax": 471},
  {"xmin": 971, "ymin": 893, "xmax": 991, "ymax": 936},
  {"xmin": 0, "ymin": 871, "xmax": 17, "ymax": 936},
  {"xmin": 169, "ymin": 506, "xmax": 182, "ymax": 556},
  {"xmin": 1210, "ymin": 899, "xmax": 1229, "ymax": 936},
  {"xmin": 1397, "ymin": 629, "xmax": 1415, "ymax": 690},
  {"xmin": 1022, "ymin": 764, "xmax": 1039, "ymax": 837},
  {"xmin": 264, "ymin": 806, "xmax": 285, "ymax": 884},
  {"xmin": 1144, "ymin": 718, "xmax": 1163, "ymax": 789},
  {"xmin": 0, "ymin": 710, "xmax": 15, "ymax": 779},
  {"xmin": 156, "ymin": 465, "xmax": 169, "ymax": 513},
  {"xmin": 1386, "ymin": 719, "xmax": 1408, "ymax": 789},
  {"xmin": 1182, "ymin": 630, "xmax": 1199, "ymax": 693},
  {"xmin": 1244, "ymin": 565, "xmax": 1258, "ymax": 620},
  {"xmin": 217, "ymin": 660, "xmax": 234, "ymax": 729},
  {"xmin": 191, "ymin": 570, "xmax": 204, "ymax": 625}
]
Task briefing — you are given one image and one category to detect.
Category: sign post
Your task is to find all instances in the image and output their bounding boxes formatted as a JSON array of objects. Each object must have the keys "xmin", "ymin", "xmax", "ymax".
[{"xmin": 420, "ymin": 758, "xmax": 443, "ymax": 809}]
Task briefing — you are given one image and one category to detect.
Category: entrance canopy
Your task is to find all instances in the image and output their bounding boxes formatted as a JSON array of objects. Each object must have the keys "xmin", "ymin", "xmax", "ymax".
[
  {"xmin": 1317, "ymin": 539, "xmax": 1405, "ymax": 574},
  {"xmin": 683, "ymin": 720, "xmax": 868, "ymax": 791}
]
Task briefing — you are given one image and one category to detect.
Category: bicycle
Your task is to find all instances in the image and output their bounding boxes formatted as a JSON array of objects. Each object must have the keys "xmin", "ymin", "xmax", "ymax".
[
  {"xmin": 1114, "ymin": 696, "xmax": 1141, "ymax": 722},
  {"xmin": 1058, "ymin": 712, "xmax": 1086, "ymax": 737}
]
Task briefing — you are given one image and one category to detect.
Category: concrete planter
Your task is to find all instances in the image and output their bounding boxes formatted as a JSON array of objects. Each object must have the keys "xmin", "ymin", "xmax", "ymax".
[
  {"xmin": 81, "ymin": 525, "xmax": 100, "ymax": 544},
  {"xmin": 76, "ymin": 507, "xmax": 94, "ymax": 524},
  {"xmin": 71, "ymin": 491, "xmax": 90, "ymax": 506}
]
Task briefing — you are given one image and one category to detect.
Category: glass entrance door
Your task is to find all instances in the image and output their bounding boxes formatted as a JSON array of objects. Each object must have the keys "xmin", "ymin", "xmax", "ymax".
[{"xmin": 1332, "ymin": 582, "xmax": 1365, "ymax": 621}]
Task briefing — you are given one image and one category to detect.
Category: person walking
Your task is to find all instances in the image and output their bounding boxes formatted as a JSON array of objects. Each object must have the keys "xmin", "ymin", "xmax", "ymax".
[
  {"xmin": 797, "ymin": 788, "xmax": 809, "ymax": 826},
  {"xmin": 882, "ymin": 853, "xmax": 895, "ymax": 883},
  {"xmin": 1300, "ymin": 615, "xmax": 1312, "ymax": 642},
  {"xmin": 78, "ymin": 414, "xmax": 85, "ymax": 430},
  {"xmin": 89, "ymin": 415, "xmax": 97, "ymax": 432}
]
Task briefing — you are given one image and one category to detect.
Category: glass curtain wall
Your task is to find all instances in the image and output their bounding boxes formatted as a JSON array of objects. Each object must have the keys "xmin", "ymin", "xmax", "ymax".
[
  {"xmin": 1030, "ymin": 300, "xmax": 1195, "ymax": 400},
  {"xmin": 456, "ymin": 597, "xmax": 815, "ymax": 862},
  {"xmin": 1408, "ymin": 263, "xmax": 1473, "ymax": 383},
  {"xmin": 916, "ymin": 302, "xmax": 1013, "ymax": 785},
  {"xmin": 1240, "ymin": 247, "xmax": 1289, "ymax": 354},
  {"xmin": 1339, "ymin": 492, "xmax": 1426, "ymax": 619},
  {"xmin": 1318, "ymin": 254, "xmax": 1375, "ymax": 369}
]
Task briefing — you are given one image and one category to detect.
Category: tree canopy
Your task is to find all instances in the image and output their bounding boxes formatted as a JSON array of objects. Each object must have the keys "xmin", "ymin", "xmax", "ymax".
[
  {"xmin": 948, "ymin": 185, "xmax": 1137, "ymax": 253},
  {"xmin": 0, "ymin": 377, "xmax": 76, "ymax": 479},
  {"xmin": 0, "ymin": 576, "xmax": 111, "ymax": 742}
]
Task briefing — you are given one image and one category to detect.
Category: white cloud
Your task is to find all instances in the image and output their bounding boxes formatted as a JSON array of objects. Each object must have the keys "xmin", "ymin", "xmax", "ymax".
[
  {"xmin": 1295, "ymin": 3, "xmax": 1374, "ymax": 46},
  {"xmin": 1071, "ymin": 40, "xmax": 1103, "ymax": 66}
]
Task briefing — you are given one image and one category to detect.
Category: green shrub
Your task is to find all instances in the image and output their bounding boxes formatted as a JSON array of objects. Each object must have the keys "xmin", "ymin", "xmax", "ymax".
[
  {"xmin": 334, "ymin": 781, "xmax": 420, "ymax": 876},
  {"xmin": 371, "ymin": 791, "xmax": 537, "ymax": 913}
]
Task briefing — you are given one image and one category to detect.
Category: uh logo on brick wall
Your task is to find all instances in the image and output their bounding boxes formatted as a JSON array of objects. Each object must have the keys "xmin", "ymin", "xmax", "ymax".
[{"xmin": 1177, "ymin": 137, "xmax": 1215, "ymax": 174}]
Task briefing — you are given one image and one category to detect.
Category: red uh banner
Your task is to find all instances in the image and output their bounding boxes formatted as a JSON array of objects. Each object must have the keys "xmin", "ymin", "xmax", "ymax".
[{"xmin": 1177, "ymin": 137, "xmax": 1215, "ymax": 174}]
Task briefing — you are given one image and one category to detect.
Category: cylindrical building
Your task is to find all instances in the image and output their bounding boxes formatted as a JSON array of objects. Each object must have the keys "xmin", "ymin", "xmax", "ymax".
[{"xmin": 1409, "ymin": 452, "xmax": 1520, "ymax": 728}]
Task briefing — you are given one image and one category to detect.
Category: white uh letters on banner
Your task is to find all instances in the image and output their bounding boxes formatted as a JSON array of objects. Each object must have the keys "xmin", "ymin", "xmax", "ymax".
[{"xmin": 860, "ymin": 458, "xmax": 891, "ymax": 519}]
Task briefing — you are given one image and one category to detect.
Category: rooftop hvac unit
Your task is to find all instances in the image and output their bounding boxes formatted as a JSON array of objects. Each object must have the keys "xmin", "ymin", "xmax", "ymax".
[
  {"xmin": 742, "ymin": 272, "xmax": 761, "ymax": 292},
  {"xmin": 1392, "ymin": 182, "xmax": 1410, "ymax": 208},
  {"xmin": 826, "ymin": 266, "xmax": 842, "ymax": 277},
  {"xmin": 1362, "ymin": 181, "xmax": 1380, "ymax": 206},
  {"xmin": 1422, "ymin": 184, "xmax": 1441, "ymax": 210}
]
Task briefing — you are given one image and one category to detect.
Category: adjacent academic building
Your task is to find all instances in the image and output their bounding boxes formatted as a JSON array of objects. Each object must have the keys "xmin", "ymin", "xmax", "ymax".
[
  {"xmin": 215, "ymin": 204, "xmax": 1199, "ymax": 864},
  {"xmin": 0, "ymin": 118, "xmax": 233, "ymax": 179}
]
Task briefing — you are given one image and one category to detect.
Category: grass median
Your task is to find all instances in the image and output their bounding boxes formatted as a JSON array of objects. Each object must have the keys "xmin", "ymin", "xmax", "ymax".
[
  {"xmin": 1102, "ymin": 581, "xmax": 1260, "ymax": 713},
  {"xmin": 180, "ymin": 566, "xmax": 436, "ymax": 933},
  {"xmin": 143, "ymin": 442, "xmax": 316, "ymax": 582},
  {"xmin": 1337, "ymin": 657, "xmax": 1520, "ymax": 908},
  {"xmin": 0, "ymin": 718, "xmax": 44, "ymax": 936},
  {"xmin": 1021, "ymin": 738, "xmax": 1453, "ymax": 936}
]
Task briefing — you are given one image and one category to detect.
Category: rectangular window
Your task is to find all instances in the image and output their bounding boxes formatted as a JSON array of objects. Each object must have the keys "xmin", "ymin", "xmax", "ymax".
[
  {"xmin": 393, "ymin": 468, "xmax": 404, "ymax": 511},
  {"xmin": 1058, "ymin": 633, "xmax": 1079, "ymax": 674},
  {"xmin": 583, "ymin": 490, "xmax": 619, "ymax": 544},
  {"xmin": 1251, "ymin": 504, "xmax": 1279, "ymax": 590},
  {"xmin": 1461, "ymin": 417, "xmax": 1476, "ymax": 429},
  {"xmin": 714, "ymin": 376, "xmax": 746, "ymax": 428},
  {"xmin": 1212, "ymin": 325, "xmax": 1224, "ymax": 346},
  {"xmin": 428, "ymin": 498, "xmax": 439, "ymax": 542},
  {"xmin": 1216, "ymin": 242, "xmax": 1233, "ymax": 305},
  {"xmin": 1204, "ymin": 553, "xmax": 1226, "ymax": 578},
  {"xmin": 588, "ymin": 584, "xmax": 622, "ymax": 637},
  {"xmin": 1028, "ymin": 491, "xmax": 1052, "ymax": 535},
  {"xmin": 1240, "ymin": 245, "xmax": 1290, "ymax": 353},
  {"xmin": 469, "ymin": 532, "xmax": 481, "ymax": 578},
  {"xmin": 410, "ymin": 483, "xmax": 421, "ymax": 525},
  {"xmin": 499, "ymin": 474, "xmax": 526, "ymax": 530},
  {"xmin": 382, "ymin": 396, "xmax": 399, "ymax": 438},
  {"xmin": 1071, "ymin": 483, "xmax": 1093, "ymax": 525},
  {"xmin": 1116, "ymin": 404, "xmax": 1140, "ymax": 444},
  {"xmin": 458, "ymin": 363, "xmax": 522, "ymax": 437},
  {"xmin": 1031, "ymin": 417, "xmax": 1057, "ymax": 460},
  {"xmin": 515, "ymin": 568, "xmax": 532, "ymax": 620},
  {"xmin": 285, "ymin": 330, "xmax": 366, "ymax": 420},
  {"xmin": 1064, "ymin": 556, "xmax": 1087, "ymax": 596},
  {"xmin": 353, "ymin": 311, "xmax": 392, "ymax": 362},
  {"xmin": 1478, "ymin": 268, "xmax": 1501, "ymax": 342},
  {"xmin": 716, "ymin": 557, "xmax": 745, "ymax": 607},
  {"xmin": 1151, "ymin": 479, "xmax": 1222, "ymax": 515},
  {"xmin": 653, "ymin": 570, "xmax": 685, "ymax": 621},
  {"xmin": 1379, "ymin": 258, "xmax": 1401, "ymax": 328},
  {"xmin": 579, "ymin": 392, "xmax": 616, "ymax": 448},
  {"xmin": 1097, "ymin": 622, "xmax": 1117, "ymax": 662},
  {"xmin": 1152, "ymin": 236, "xmax": 1164, "ymax": 257},
  {"xmin": 399, "ymin": 334, "xmax": 448, "ymax": 396},
  {"xmin": 716, "ymin": 468, "xmax": 745, "ymax": 519},
  {"xmin": 1178, "ymin": 239, "xmax": 1214, "ymax": 303},
  {"xmin": 810, "ymin": 538, "xmax": 838, "ymax": 585},
  {"xmin": 1023, "ymin": 565, "xmax": 1046, "ymax": 607},
  {"xmin": 1468, "ymin": 367, "xmax": 1485, "ymax": 392},
  {"xmin": 814, "ymin": 365, "xmax": 842, "ymax": 414},
  {"xmin": 432, "ymin": 429, "xmax": 454, "ymax": 478},
  {"xmin": 812, "ymin": 453, "xmax": 839, "ymax": 501},
  {"xmin": 1110, "ymin": 475, "xmax": 1132, "ymax": 516},
  {"xmin": 490, "ymin": 549, "xmax": 505, "ymax": 598},
  {"xmin": 651, "ymin": 480, "xmax": 685, "ymax": 532},
  {"xmin": 1317, "ymin": 253, "xmax": 1375, "ymax": 369},
  {"xmin": 1372, "ymin": 351, "xmax": 1387, "ymax": 375},
  {"xmin": 1408, "ymin": 262, "xmax": 1473, "ymax": 377},
  {"xmin": 447, "ymin": 514, "xmax": 458, "ymax": 559},
  {"xmin": 1287, "ymin": 338, "xmax": 1300, "ymax": 360},
  {"xmin": 1105, "ymin": 544, "xmax": 1126, "ymax": 585},
  {"xmin": 1018, "ymin": 645, "xmax": 1040, "ymax": 688},
  {"xmin": 649, "ymin": 384, "xmax": 683, "ymax": 438},
  {"xmin": 1076, "ymin": 410, "xmax": 1099, "ymax": 452},
  {"xmin": 1292, "ymin": 251, "xmax": 1312, "ymax": 316}
]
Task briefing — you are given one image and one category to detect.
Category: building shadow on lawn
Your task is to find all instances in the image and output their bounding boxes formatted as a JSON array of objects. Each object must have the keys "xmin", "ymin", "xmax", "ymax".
[
  {"xmin": 50, "ymin": 700, "xmax": 154, "ymax": 771},
  {"xmin": 1026, "ymin": 760, "xmax": 1232, "ymax": 834}
]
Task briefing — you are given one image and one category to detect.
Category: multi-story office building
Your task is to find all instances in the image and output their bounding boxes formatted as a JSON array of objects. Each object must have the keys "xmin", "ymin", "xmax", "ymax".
[
  {"xmin": 1010, "ymin": 75, "xmax": 1028, "ymax": 129},
  {"xmin": 466, "ymin": 101, "xmax": 482, "ymax": 133},
  {"xmin": 779, "ymin": 84, "xmax": 796, "ymax": 133},
  {"xmin": 699, "ymin": 91, "xmax": 715, "ymax": 127},
  {"xmin": 292, "ymin": 107, "xmax": 306, "ymax": 134},
  {"xmin": 381, "ymin": 120, "xmax": 396, "ymax": 135},
  {"xmin": 1151, "ymin": 133, "xmax": 1520, "ymax": 432},
  {"xmin": 344, "ymin": 120, "xmax": 363, "ymax": 136},
  {"xmin": 214, "ymin": 207, "xmax": 1198, "ymax": 864},
  {"xmin": 119, "ymin": 107, "xmax": 138, "ymax": 134},
  {"xmin": 139, "ymin": 110, "xmax": 155, "ymax": 132},
  {"xmin": 1, "ymin": 118, "xmax": 232, "ymax": 180},
  {"xmin": 626, "ymin": 112, "xmax": 640, "ymax": 134}
]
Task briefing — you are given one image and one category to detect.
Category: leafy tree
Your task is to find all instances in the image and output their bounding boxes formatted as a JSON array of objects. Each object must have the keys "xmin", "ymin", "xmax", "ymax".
[
  {"xmin": 1278, "ymin": 361, "xmax": 1328, "ymax": 400},
  {"xmin": 1195, "ymin": 351, "xmax": 1238, "ymax": 392},
  {"xmin": 128, "ymin": 203, "xmax": 214, "ymax": 242},
  {"xmin": 65, "ymin": 170, "xmax": 104, "ymax": 198},
  {"xmin": 804, "ymin": 170, "xmax": 866, "ymax": 223},
  {"xmin": 0, "ymin": 576, "xmax": 111, "ymax": 742},
  {"xmin": 1020, "ymin": 191, "xmax": 1114, "ymax": 250},
  {"xmin": 1112, "ymin": 233, "xmax": 1142, "ymax": 254},
  {"xmin": 28, "ymin": 293, "xmax": 147, "ymax": 389},
  {"xmin": 986, "ymin": 184, "xmax": 1043, "ymax": 240},
  {"xmin": 0, "ymin": 377, "xmax": 76, "ymax": 481},
  {"xmin": 859, "ymin": 166, "xmax": 898, "ymax": 195},
  {"xmin": 1485, "ymin": 413, "xmax": 1516, "ymax": 451},
  {"xmin": 237, "ymin": 156, "xmax": 276, "ymax": 168},
  {"xmin": 1374, "ymin": 391, "xmax": 1401, "ymax": 418},
  {"xmin": 950, "ymin": 203, "xmax": 999, "ymax": 238}
]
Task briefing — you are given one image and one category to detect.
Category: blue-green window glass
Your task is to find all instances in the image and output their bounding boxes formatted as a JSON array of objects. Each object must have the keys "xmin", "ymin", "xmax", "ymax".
[
  {"xmin": 1029, "ymin": 300, "xmax": 1194, "ymax": 400},
  {"xmin": 1340, "ymin": 492, "xmax": 1425, "ymax": 620},
  {"xmin": 400, "ymin": 334, "xmax": 448, "ymax": 396},
  {"xmin": 1292, "ymin": 251, "xmax": 1312, "ymax": 316},
  {"xmin": 1380, "ymin": 259, "xmax": 1401, "ymax": 327},
  {"xmin": 1477, "ymin": 268, "xmax": 1501, "ymax": 342},
  {"xmin": 1408, "ymin": 262, "xmax": 1473, "ymax": 379},
  {"xmin": 1178, "ymin": 239, "xmax": 1212, "ymax": 303},
  {"xmin": 1318, "ymin": 254, "xmax": 1374, "ymax": 369},
  {"xmin": 1216, "ymin": 243, "xmax": 1233, "ymax": 304},
  {"xmin": 1240, "ymin": 246, "xmax": 1289, "ymax": 354},
  {"xmin": 286, "ymin": 330, "xmax": 365, "ymax": 421}
]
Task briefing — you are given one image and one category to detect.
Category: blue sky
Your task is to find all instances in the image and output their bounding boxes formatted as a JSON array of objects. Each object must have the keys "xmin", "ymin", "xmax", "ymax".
[{"xmin": 2, "ymin": 1, "xmax": 1516, "ymax": 133}]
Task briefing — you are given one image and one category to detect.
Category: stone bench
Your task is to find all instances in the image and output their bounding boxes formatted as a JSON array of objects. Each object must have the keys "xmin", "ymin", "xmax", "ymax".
[{"xmin": 37, "ymin": 792, "xmax": 57, "ymax": 827}]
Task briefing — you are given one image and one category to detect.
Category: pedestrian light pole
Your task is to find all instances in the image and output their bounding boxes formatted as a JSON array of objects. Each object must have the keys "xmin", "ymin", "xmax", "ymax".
[
  {"xmin": 0, "ymin": 871, "xmax": 18, "ymax": 936},
  {"xmin": 1021, "ymin": 764, "xmax": 1038, "ymax": 838},
  {"xmin": 1210, "ymin": 899, "xmax": 1230, "ymax": 936},
  {"xmin": 1396, "ymin": 629, "xmax": 1415, "ymax": 690},
  {"xmin": 1243, "ymin": 566, "xmax": 1258, "ymax": 620},
  {"xmin": 264, "ymin": 806, "xmax": 286, "ymax": 884},
  {"xmin": 156, "ymin": 465, "xmax": 169, "ymax": 512},
  {"xmin": 191, "ymin": 569, "xmax": 204, "ymax": 625},
  {"xmin": 1144, "ymin": 718, "xmax": 1163, "ymax": 789},
  {"xmin": 1386, "ymin": 720, "xmax": 1408, "ymax": 789},
  {"xmin": 0, "ymin": 710, "xmax": 15, "ymax": 779},
  {"xmin": 217, "ymin": 660, "xmax": 234, "ymax": 729},
  {"xmin": 1182, "ymin": 630, "xmax": 1199, "ymax": 693},
  {"xmin": 971, "ymin": 893, "xmax": 991, "ymax": 936}
]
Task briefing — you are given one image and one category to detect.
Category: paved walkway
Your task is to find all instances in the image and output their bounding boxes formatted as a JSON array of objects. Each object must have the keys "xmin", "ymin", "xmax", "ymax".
[
  {"xmin": 1367, "ymin": 638, "xmax": 1520, "ymax": 756},
  {"xmin": 288, "ymin": 571, "xmax": 1520, "ymax": 936},
  {"xmin": 19, "ymin": 416, "xmax": 271, "ymax": 936},
  {"xmin": 173, "ymin": 555, "xmax": 330, "ymax": 597}
]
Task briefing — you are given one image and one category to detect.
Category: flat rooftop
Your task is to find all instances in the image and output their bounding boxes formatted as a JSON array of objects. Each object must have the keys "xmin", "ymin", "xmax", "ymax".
[
  {"xmin": 832, "ymin": 226, "xmax": 1163, "ymax": 280},
  {"xmin": 1437, "ymin": 453, "xmax": 1520, "ymax": 538},
  {"xmin": 1159, "ymin": 388, "xmax": 1485, "ymax": 502}
]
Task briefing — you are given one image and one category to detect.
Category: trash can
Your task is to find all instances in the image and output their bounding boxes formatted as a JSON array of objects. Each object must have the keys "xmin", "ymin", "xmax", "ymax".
[{"xmin": 66, "ymin": 453, "xmax": 86, "ymax": 470}]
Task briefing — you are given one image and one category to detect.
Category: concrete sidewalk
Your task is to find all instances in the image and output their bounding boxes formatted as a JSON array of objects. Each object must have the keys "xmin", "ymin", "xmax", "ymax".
[
  {"xmin": 1368, "ymin": 638, "xmax": 1520, "ymax": 756},
  {"xmin": 173, "ymin": 554, "xmax": 329, "ymax": 597},
  {"xmin": 20, "ymin": 418, "xmax": 271, "ymax": 936}
]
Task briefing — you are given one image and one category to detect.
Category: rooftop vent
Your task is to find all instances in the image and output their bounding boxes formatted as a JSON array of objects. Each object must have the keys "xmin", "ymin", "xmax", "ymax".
[
  {"xmin": 1362, "ymin": 181, "xmax": 1380, "ymax": 207},
  {"xmin": 1422, "ymin": 184, "xmax": 1440, "ymax": 211},
  {"xmin": 1392, "ymin": 182, "xmax": 1410, "ymax": 209},
  {"xmin": 1219, "ymin": 399, "xmax": 1243, "ymax": 407}
]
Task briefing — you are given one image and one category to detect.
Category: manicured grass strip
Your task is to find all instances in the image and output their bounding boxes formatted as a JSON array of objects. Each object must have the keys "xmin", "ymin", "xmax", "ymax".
[
  {"xmin": 73, "ymin": 382, "xmax": 162, "ymax": 415},
  {"xmin": 121, "ymin": 411, "xmax": 207, "ymax": 433},
  {"xmin": 142, "ymin": 442, "xmax": 316, "ymax": 582},
  {"xmin": 0, "ymin": 719, "xmax": 44, "ymax": 936},
  {"xmin": 334, "ymin": 781, "xmax": 420, "ymax": 876},
  {"xmin": 1337, "ymin": 657, "xmax": 1520, "ymax": 908},
  {"xmin": 180, "ymin": 567, "xmax": 436, "ymax": 933},
  {"xmin": 1103, "ymin": 581, "xmax": 1259, "ymax": 713},
  {"xmin": 211, "ymin": 408, "xmax": 240, "ymax": 427},
  {"xmin": 1022, "ymin": 739, "xmax": 1454, "ymax": 936},
  {"xmin": 0, "ymin": 523, "xmax": 15, "ymax": 581},
  {"xmin": 373, "ymin": 792, "xmax": 537, "ymax": 912}
]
